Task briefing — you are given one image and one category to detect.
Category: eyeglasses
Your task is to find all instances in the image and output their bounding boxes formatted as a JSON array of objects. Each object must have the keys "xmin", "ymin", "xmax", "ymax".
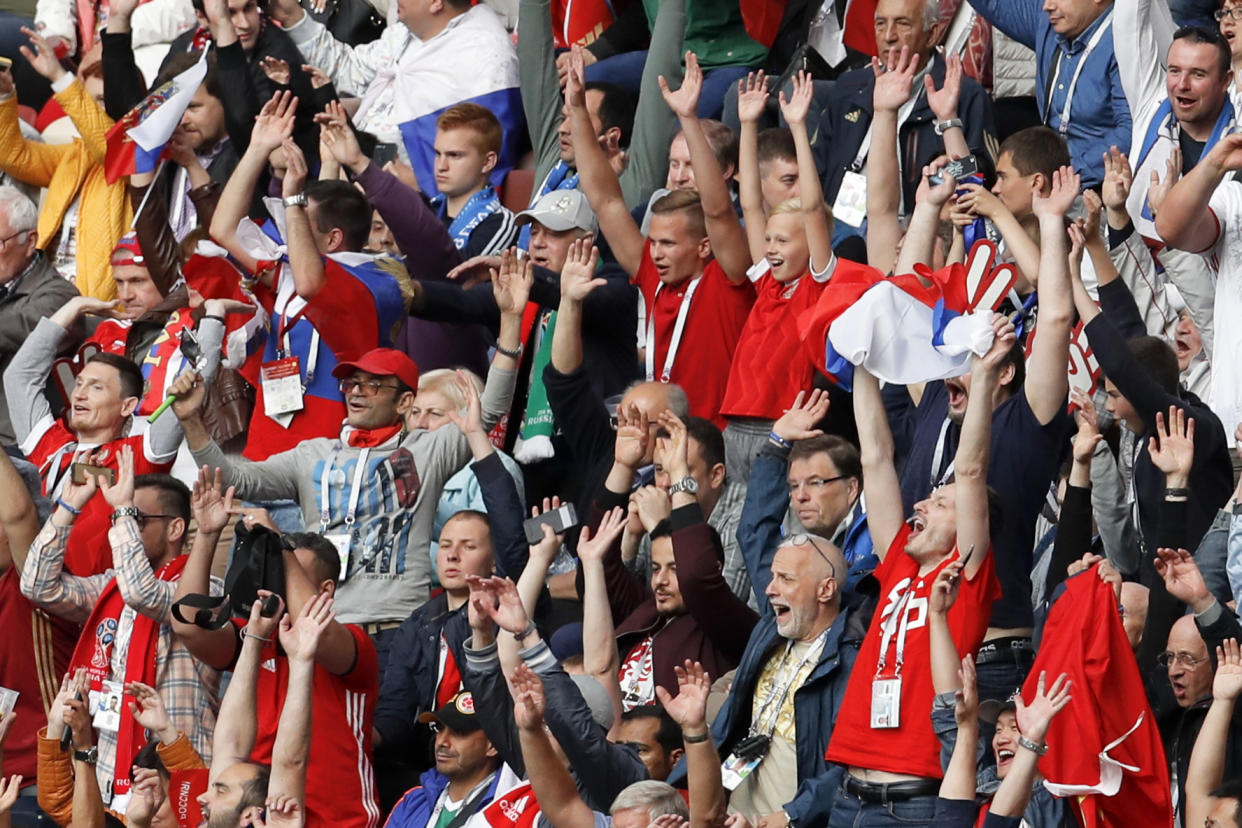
[
  {"xmin": 1216, "ymin": 7, "xmax": 1242, "ymax": 20},
  {"xmin": 339, "ymin": 377, "xmax": 401, "ymax": 396},
  {"xmin": 1156, "ymin": 650, "xmax": 1210, "ymax": 668},
  {"xmin": 135, "ymin": 512, "xmax": 178, "ymax": 529},
  {"xmin": 781, "ymin": 533, "xmax": 837, "ymax": 580},
  {"xmin": 787, "ymin": 476, "xmax": 847, "ymax": 496},
  {"xmin": 0, "ymin": 229, "xmax": 30, "ymax": 248}
]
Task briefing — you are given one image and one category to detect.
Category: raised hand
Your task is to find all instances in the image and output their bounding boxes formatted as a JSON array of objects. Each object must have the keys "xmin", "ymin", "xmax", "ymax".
[
  {"xmin": 1148, "ymin": 405, "xmax": 1195, "ymax": 483},
  {"xmin": 47, "ymin": 669, "xmax": 88, "ymax": 741},
  {"xmin": 319, "ymin": 121, "xmax": 366, "ymax": 172},
  {"xmin": 1032, "ymin": 165, "xmax": 1081, "ymax": 218},
  {"xmin": 245, "ymin": 590, "xmax": 285, "ymax": 643},
  {"xmin": 565, "ymin": 44, "xmax": 589, "ymax": 111},
  {"xmin": 772, "ymin": 389, "xmax": 830, "ymax": 442},
  {"xmin": 953, "ymin": 655, "xmax": 979, "ymax": 727},
  {"xmin": 1081, "ymin": 189, "xmax": 1103, "ymax": 241},
  {"xmin": 445, "ymin": 370, "xmax": 483, "ymax": 436},
  {"xmin": 278, "ymin": 589, "xmax": 335, "ymax": 663},
  {"xmin": 659, "ymin": 51, "xmax": 704, "ymax": 119},
  {"xmin": 303, "ymin": 64, "xmax": 331, "ymax": 89},
  {"xmin": 491, "ymin": 248, "xmax": 535, "ymax": 315},
  {"xmin": 260, "ymin": 56, "xmax": 291, "ymax": 86},
  {"xmin": 511, "ymin": 663, "xmax": 547, "ymax": 731},
  {"xmin": 0, "ymin": 773, "xmax": 21, "ymax": 814},
  {"xmin": 871, "ymin": 46, "xmax": 918, "ymax": 113},
  {"xmin": 98, "ymin": 444, "xmax": 135, "ymax": 508},
  {"xmin": 126, "ymin": 767, "xmax": 167, "ymax": 827},
  {"xmin": 632, "ymin": 485, "xmax": 672, "ymax": 533},
  {"xmin": 282, "ymin": 138, "xmax": 308, "ymax": 198},
  {"xmin": 1100, "ymin": 147, "xmax": 1133, "ymax": 210},
  {"xmin": 917, "ymin": 155, "xmax": 958, "ymax": 207},
  {"xmin": 613, "ymin": 403, "xmax": 650, "ymax": 469},
  {"xmin": 528, "ymin": 497, "xmax": 566, "ymax": 565},
  {"xmin": 736, "ymin": 71, "xmax": 770, "ymax": 124},
  {"xmin": 261, "ymin": 794, "xmax": 305, "ymax": 828},
  {"xmin": 19, "ymin": 27, "xmax": 65, "ymax": 82},
  {"xmin": 1069, "ymin": 388, "xmax": 1103, "ymax": 464},
  {"xmin": 924, "ymin": 52, "xmax": 962, "ymax": 122},
  {"xmin": 976, "ymin": 312, "xmax": 1018, "ymax": 375},
  {"xmin": 58, "ymin": 455, "xmax": 99, "ymax": 513},
  {"xmin": 555, "ymin": 47, "xmax": 596, "ymax": 88},
  {"xmin": 466, "ymin": 575, "xmax": 496, "ymax": 636},
  {"xmin": 654, "ymin": 659, "xmax": 711, "ymax": 733},
  {"xmin": 577, "ymin": 506, "xmax": 627, "ymax": 563},
  {"xmin": 169, "ymin": 369, "xmax": 208, "ymax": 420},
  {"xmin": 1147, "ymin": 146, "xmax": 1182, "ymax": 217},
  {"xmin": 929, "ymin": 560, "xmax": 963, "ymax": 615},
  {"xmin": 1014, "ymin": 671, "xmax": 1072, "ymax": 744},
  {"xmin": 1154, "ymin": 547, "xmax": 1213, "ymax": 611},
  {"xmin": 63, "ymin": 693, "xmax": 92, "ymax": 749},
  {"xmin": 560, "ymin": 238, "xmax": 603, "ymax": 301},
  {"xmin": 1205, "ymin": 131, "xmax": 1242, "ymax": 173},
  {"xmin": 656, "ymin": 410, "xmax": 691, "ymax": 482},
  {"xmin": 477, "ymin": 576, "xmax": 530, "ymax": 634},
  {"xmin": 125, "ymin": 682, "xmax": 177, "ymax": 744},
  {"xmin": 778, "ymin": 70, "xmax": 814, "ymax": 127},
  {"xmin": 251, "ymin": 91, "xmax": 299, "ymax": 155},
  {"xmin": 1213, "ymin": 639, "xmax": 1242, "ymax": 702}
]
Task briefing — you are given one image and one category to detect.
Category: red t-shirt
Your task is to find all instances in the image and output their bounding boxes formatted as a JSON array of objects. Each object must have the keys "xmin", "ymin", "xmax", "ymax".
[
  {"xmin": 248, "ymin": 623, "xmax": 380, "ymax": 828},
  {"xmin": 719, "ymin": 263, "xmax": 832, "ymax": 420},
  {"xmin": 633, "ymin": 245, "xmax": 755, "ymax": 427},
  {"xmin": 0, "ymin": 569, "xmax": 77, "ymax": 784},
  {"xmin": 21, "ymin": 419, "xmax": 175, "ymax": 576},
  {"xmin": 825, "ymin": 525, "xmax": 1000, "ymax": 779}
]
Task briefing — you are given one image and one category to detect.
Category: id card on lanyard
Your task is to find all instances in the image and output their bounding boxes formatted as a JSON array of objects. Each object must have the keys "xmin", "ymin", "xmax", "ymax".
[
  {"xmin": 1042, "ymin": 11, "xmax": 1113, "ymax": 136},
  {"xmin": 320, "ymin": 447, "xmax": 370, "ymax": 581},
  {"xmin": 644, "ymin": 276, "xmax": 702, "ymax": 383},
  {"xmin": 871, "ymin": 588, "xmax": 914, "ymax": 729},
  {"xmin": 261, "ymin": 304, "xmax": 320, "ymax": 426}
]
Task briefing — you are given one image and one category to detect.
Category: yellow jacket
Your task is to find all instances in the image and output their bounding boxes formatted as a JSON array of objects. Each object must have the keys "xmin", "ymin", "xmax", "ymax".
[{"xmin": 0, "ymin": 78, "xmax": 131, "ymax": 300}]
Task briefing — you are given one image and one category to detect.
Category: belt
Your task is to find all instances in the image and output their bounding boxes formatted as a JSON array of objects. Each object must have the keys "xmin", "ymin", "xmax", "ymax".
[
  {"xmin": 843, "ymin": 775, "xmax": 940, "ymax": 804},
  {"xmin": 975, "ymin": 636, "xmax": 1033, "ymax": 666},
  {"xmin": 362, "ymin": 621, "xmax": 402, "ymax": 634}
]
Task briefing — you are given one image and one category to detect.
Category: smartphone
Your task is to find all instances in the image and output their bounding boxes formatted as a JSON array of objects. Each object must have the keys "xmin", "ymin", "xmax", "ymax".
[
  {"xmin": 523, "ymin": 503, "xmax": 579, "ymax": 545},
  {"xmin": 959, "ymin": 543, "xmax": 976, "ymax": 570},
  {"xmin": 371, "ymin": 142, "xmax": 399, "ymax": 167},
  {"xmin": 71, "ymin": 462, "xmax": 115, "ymax": 486},
  {"xmin": 929, "ymin": 155, "xmax": 980, "ymax": 186},
  {"xmin": 59, "ymin": 690, "xmax": 81, "ymax": 750}
]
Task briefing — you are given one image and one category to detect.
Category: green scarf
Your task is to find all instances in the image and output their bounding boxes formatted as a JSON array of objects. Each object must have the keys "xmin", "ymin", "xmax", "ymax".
[{"xmin": 514, "ymin": 310, "xmax": 557, "ymax": 463}]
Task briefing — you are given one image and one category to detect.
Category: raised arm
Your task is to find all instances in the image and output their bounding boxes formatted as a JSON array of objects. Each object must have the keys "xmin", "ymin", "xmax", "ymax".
[
  {"xmin": 938, "ymin": 656, "xmax": 980, "ymax": 804},
  {"xmin": 550, "ymin": 240, "xmax": 605, "ymax": 375},
  {"xmin": 279, "ymin": 137, "xmax": 327, "ymax": 300},
  {"xmin": 894, "ymin": 158, "xmax": 957, "ymax": 276},
  {"xmin": 867, "ymin": 47, "xmax": 918, "ymax": 275},
  {"xmin": 577, "ymin": 507, "xmax": 629, "ymax": 729},
  {"xmin": 989, "ymin": 672, "xmax": 1072, "ymax": 817},
  {"xmin": 955, "ymin": 314, "xmax": 1016, "ymax": 579},
  {"xmin": 782, "ymin": 71, "xmax": 832, "ymax": 273},
  {"xmin": 101, "ymin": 447, "xmax": 179, "ymax": 619},
  {"xmin": 736, "ymin": 72, "xmax": 770, "ymax": 262},
  {"xmin": 210, "ymin": 92, "xmax": 299, "ymax": 276},
  {"xmin": 1155, "ymin": 132, "xmax": 1242, "ymax": 253},
  {"xmin": 511, "ymin": 665, "xmax": 598, "ymax": 828},
  {"xmin": 1023, "ymin": 166, "xmax": 1077, "ymax": 424},
  {"xmin": 656, "ymin": 661, "xmax": 722, "ymax": 828},
  {"xmin": 1185, "ymin": 638, "xmax": 1242, "ymax": 828},
  {"xmin": 924, "ymin": 54, "xmax": 970, "ymax": 161},
  {"xmin": 566, "ymin": 48, "xmax": 645, "ymax": 276},
  {"xmin": 660, "ymin": 51, "xmax": 750, "ymax": 284},
  {"xmin": 852, "ymin": 366, "xmax": 904, "ymax": 557},
  {"xmin": 210, "ymin": 594, "xmax": 285, "ymax": 781}
]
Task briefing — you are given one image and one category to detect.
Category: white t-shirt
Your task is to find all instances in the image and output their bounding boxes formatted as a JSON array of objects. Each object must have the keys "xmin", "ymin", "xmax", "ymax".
[{"xmin": 1203, "ymin": 183, "xmax": 1242, "ymax": 445}]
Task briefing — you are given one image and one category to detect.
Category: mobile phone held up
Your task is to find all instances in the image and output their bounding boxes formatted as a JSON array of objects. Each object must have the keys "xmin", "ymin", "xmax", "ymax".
[
  {"xmin": 929, "ymin": 155, "xmax": 979, "ymax": 187},
  {"xmin": 523, "ymin": 503, "xmax": 579, "ymax": 546},
  {"xmin": 71, "ymin": 462, "xmax": 115, "ymax": 486}
]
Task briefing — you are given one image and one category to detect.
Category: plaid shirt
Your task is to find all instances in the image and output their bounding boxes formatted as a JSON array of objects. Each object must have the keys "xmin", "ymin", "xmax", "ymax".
[{"xmin": 21, "ymin": 518, "xmax": 222, "ymax": 805}]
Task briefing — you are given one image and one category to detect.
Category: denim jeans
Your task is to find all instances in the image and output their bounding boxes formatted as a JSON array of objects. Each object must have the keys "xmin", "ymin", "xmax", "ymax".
[
  {"xmin": 974, "ymin": 650, "xmax": 1035, "ymax": 703},
  {"xmin": 827, "ymin": 784, "xmax": 939, "ymax": 827}
]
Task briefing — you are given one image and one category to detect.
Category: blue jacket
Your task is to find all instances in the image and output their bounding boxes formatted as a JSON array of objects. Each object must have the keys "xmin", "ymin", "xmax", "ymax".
[
  {"xmin": 386, "ymin": 765, "xmax": 513, "ymax": 828},
  {"xmin": 967, "ymin": 0, "xmax": 1131, "ymax": 185}
]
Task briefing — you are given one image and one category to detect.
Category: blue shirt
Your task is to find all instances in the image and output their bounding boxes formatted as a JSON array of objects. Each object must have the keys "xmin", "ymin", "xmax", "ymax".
[{"xmin": 968, "ymin": 0, "xmax": 1131, "ymax": 185}]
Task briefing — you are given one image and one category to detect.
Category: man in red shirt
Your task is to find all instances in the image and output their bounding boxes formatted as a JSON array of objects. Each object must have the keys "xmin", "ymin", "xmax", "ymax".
[
  {"xmin": 563, "ymin": 52, "xmax": 754, "ymax": 427},
  {"xmin": 821, "ymin": 314, "xmax": 1012, "ymax": 826},
  {"xmin": 170, "ymin": 470, "xmax": 380, "ymax": 828}
]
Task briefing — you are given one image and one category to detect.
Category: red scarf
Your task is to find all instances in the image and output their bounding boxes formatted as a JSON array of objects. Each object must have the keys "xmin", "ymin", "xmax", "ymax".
[
  {"xmin": 435, "ymin": 634, "xmax": 462, "ymax": 708},
  {"xmin": 69, "ymin": 555, "xmax": 189, "ymax": 800},
  {"xmin": 347, "ymin": 422, "xmax": 403, "ymax": 448},
  {"xmin": 481, "ymin": 782, "xmax": 541, "ymax": 828}
]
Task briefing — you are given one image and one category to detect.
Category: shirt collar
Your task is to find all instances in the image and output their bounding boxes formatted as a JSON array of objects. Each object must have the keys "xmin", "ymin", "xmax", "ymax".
[
  {"xmin": 1057, "ymin": 9, "xmax": 1110, "ymax": 53},
  {"xmin": 0, "ymin": 251, "xmax": 43, "ymax": 301}
]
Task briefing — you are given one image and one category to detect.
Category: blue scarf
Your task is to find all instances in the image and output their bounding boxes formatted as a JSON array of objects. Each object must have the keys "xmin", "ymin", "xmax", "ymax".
[
  {"xmin": 1135, "ymin": 97, "xmax": 1235, "ymax": 221},
  {"xmin": 433, "ymin": 186, "xmax": 503, "ymax": 251}
]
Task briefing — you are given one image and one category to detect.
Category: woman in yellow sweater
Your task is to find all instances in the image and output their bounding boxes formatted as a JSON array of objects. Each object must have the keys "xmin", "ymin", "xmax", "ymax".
[{"xmin": 0, "ymin": 29, "xmax": 132, "ymax": 300}]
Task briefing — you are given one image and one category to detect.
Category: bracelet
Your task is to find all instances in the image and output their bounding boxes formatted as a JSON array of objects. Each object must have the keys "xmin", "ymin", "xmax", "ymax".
[
  {"xmin": 201, "ymin": 314, "xmax": 225, "ymax": 325},
  {"xmin": 56, "ymin": 497, "xmax": 81, "ymax": 516},
  {"xmin": 240, "ymin": 629, "xmax": 272, "ymax": 644},
  {"xmin": 1017, "ymin": 735, "xmax": 1048, "ymax": 755},
  {"xmin": 110, "ymin": 506, "xmax": 140, "ymax": 525},
  {"xmin": 1164, "ymin": 487, "xmax": 1190, "ymax": 499},
  {"xmin": 495, "ymin": 342, "xmax": 523, "ymax": 359},
  {"xmin": 512, "ymin": 620, "xmax": 536, "ymax": 641},
  {"xmin": 768, "ymin": 431, "xmax": 792, "ymax": 450},
  {"xmin": 683, "ymin": 731, "xmax": 710, "ymax": 744}
]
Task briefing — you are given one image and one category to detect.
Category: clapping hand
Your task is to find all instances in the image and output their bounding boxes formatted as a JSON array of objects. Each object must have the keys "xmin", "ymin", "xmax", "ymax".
[
  {"xmin": 260, "ymin": 56, "xmax": 291, "ymax": 86},
  {"xmin": 1147, "ymin": 145, "xmax": 1182, "ymax": 217},
  {"xmin": 1069, "ymin": 388, "xmax": 1102, "ymax": 464},
  {"xmin": 1100, "ymin": 147, "xmax": 1133, "ymax": 211}
]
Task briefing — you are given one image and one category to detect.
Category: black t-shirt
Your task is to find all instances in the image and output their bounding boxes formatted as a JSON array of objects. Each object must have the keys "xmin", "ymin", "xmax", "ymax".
[
  {"xmin": 1178, "ymin": 129, "xmax": 1206, "ymax": 171},
  {"xmin": 896, "ymin": 382, "xmax": 1071, "ymax": 629}
]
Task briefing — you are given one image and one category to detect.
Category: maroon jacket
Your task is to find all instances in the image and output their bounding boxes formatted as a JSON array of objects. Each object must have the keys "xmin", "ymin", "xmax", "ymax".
[{"xmin": 594, "ymin": 488, "xmax": 758, "ymax": 697}]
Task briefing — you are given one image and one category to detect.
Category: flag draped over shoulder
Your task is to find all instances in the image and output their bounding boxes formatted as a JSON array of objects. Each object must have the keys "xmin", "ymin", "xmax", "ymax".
[
  {"xmin": 1027, "ymin": 569, "xmax": 1173, "ymax": 827},
  {"xmin": 104, "ymin": 49, "xmax": 209, "ymax": 184}
]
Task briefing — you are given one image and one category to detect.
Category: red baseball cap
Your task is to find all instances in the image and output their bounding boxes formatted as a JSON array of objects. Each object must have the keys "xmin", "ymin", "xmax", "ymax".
[
  {"xmin": 332, "ymin": 348, "xmax": 420, "ymax": 390},
  {"xmin": 111, "ymin": 231, "xmax": 145, "ymax": 267}
]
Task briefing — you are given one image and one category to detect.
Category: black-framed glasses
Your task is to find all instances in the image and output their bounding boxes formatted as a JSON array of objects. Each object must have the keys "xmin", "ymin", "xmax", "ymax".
[
  {"xmin": 338, "ymin": 377, "xmax": 401, "ymax": 396},
  {"xmin": 135, "ymin": 512, "xmax": 178, "ymax": 529},
  {"xmin": 1216, "ymin": 7, "xmax": 1242, "ymax": 20},
  {"xmin": 0, "ymin": 229, "xmax": 30, "ymax": 248},
  {"xmin": 781, "ymin": 533, "xmax": 837, "ymax": 580},
  {"xmin": 787, "ymin": 475, "xmax": 847, "ymax": 496},
  {"xmin": 1156, "ymin": 650, "xmax": 1210, "ymax": 669}
]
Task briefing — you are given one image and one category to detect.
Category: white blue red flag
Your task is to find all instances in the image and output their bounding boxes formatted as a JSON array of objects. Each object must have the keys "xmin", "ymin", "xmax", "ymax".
[{"xmin": 104, "ymin": 49, "xmax": 209, "ymax": 184}]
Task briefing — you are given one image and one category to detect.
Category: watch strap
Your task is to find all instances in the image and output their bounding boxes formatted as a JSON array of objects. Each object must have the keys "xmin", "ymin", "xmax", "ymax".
[
  {"xmin": 111, "ymin": 506, "xmax": 140, "ymax": 524},
  {"xmin": 74, "ymin": 747, "xmax": 98, "ymax": 765},
  {"xmin": 934, "ymin": 118, "xmax": 963, "ymax": 135}
]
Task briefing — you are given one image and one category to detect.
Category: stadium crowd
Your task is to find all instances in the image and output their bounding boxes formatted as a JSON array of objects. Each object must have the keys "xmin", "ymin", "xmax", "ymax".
[{"xmin": 3, "ymin": 0, "xmax": 1242, "ymax": 825}]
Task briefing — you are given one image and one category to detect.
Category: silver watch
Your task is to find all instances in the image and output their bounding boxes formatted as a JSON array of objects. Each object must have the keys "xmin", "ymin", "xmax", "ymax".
[
  {"xmin": 933, "ymin": 118, "xmax": 963, "ymax": 135},
  {"xmin": 282, "ymin": 193, "xmax": 308, "ymax": 208},
  {"xmin": 669, "ymin": 476, "xmax": 699, "ymax": 496}
]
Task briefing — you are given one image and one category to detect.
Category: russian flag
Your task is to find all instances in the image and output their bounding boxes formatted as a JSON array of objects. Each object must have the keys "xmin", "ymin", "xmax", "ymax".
[
  {"xmin": 104, "ymin": 49, "xmax": 209, "ymax": 185},
  {"xmin": 392, "ymin": 10, "xmax": 523, "ymax": 196}
]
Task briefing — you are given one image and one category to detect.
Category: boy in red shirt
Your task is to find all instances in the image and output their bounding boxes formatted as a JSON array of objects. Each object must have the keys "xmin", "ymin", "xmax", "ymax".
[{"xmin": 821, "ymin": 315, "xmax": 1012, "ymax": 826}]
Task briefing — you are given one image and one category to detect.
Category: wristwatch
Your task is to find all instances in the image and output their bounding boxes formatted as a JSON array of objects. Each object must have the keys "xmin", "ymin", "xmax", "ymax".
[
  {"xmin": 933, "ymin": 118, "xmax": 964, "ymax": 135},
  {"xmin": 282, "ymin": 193, "xmax": 308, "ymax": 209},
  {"xmin": 669, "ymin": 476, "xmax": 699, "ymax": 496},
  {"xmin": 111, "ymin": 506, "xmax": 140, "ymax": 525},
  {"xmin": 74, "ymin": 747, "xmax": 98, "ymax": 766}
]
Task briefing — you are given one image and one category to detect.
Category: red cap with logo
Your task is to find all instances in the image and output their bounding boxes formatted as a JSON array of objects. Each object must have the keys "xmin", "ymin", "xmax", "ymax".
[
  {"xmin": 111, "ymin": 231, "xmax": 145, "ymax": 267},
  {"xmin": 332, "ymin": 348, "xmax": 420, "ymax": 390}
]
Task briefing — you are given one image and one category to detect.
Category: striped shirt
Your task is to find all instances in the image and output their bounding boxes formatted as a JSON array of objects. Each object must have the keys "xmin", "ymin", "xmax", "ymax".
[{"xmin": 20, "ymin": 519, "xmax": 222, "ymax": 804}]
